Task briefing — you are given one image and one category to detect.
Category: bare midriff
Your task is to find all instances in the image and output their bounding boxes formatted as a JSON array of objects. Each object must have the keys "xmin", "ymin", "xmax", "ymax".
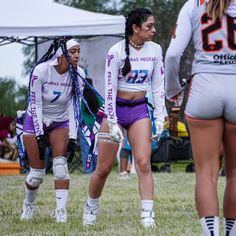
[{"xmin": 117, "ymin": 90, "xmax": 147, "ymax": 100}]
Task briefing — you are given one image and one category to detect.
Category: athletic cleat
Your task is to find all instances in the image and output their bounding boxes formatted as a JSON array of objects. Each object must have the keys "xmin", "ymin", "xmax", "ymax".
[
  {"xmin": 140, "ymin": 209, "xmax": 156, "ymax": 228},
  {"xmin": 20, "ymin": 200, "xmax": 35, "ymax": 220},
  {"xmin": 51, "ymin": 208, "xmax": 67, "ymax": 223},
  {"xmin": 118, "ymin": 171, "xmax": 130, "ymax": 179},
  {"xmin": 83, "ymin": 204, "xmax": 99, "ymax": 226}
]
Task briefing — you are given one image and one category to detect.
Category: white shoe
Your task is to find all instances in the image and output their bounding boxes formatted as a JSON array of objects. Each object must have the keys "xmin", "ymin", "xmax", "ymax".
[
  {"xmin": 83, "ymin": 204, "xmax": 99, "ymax": 226},
  {"xmin": 51, "ymin": 208, "xmax": 67, "ymax": 223},
  {"xmin": 119, "ymin": 171, "xmax": 130, "ymax": 179},
  {"xmin": 140, "ymin": 209, "xmax": 156, "ymax": 228},
  {"xmin": 20, "ymin": 200, "xmax": 35, "ymax": 220}
]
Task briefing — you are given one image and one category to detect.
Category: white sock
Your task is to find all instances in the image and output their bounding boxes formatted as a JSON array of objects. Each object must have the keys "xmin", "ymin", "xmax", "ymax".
[
  {"xmin": 200, "ymin": 216, "xmax": 219, "ymax": 236},
  {"xmin": 25, "ymin": 187, "xmax": 37, "ymax": 204},
  {"xmin": 141, "ymin": 200, "xmax": 153, "ymax": 212},
  {"xmin": 224, "ymin": 218, "xmax": 236, "ymax": 236},
  {"xmin": 55, "ymin": 189, "xmax": 68, "ymax": 209},
  {"xmin": 87, "ymin": 196, "xmax": 99, "ymax": 208}
]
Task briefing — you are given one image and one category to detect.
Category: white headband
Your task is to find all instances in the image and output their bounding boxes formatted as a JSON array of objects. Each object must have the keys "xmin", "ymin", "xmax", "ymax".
[{"xmin": 55, "ymin": 38, "xmax": 80, "ymax": 58}]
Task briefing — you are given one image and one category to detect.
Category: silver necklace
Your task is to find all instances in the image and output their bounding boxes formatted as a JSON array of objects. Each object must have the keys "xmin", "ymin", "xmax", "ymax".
[{"xmin": 129, "ymin": 39, "xmax": 144, "ymax": 49}]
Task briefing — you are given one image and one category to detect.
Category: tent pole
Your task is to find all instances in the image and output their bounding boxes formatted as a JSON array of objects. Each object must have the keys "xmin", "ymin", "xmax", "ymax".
[{"xmin": 34, "ymin": 37, "xmax": 38, "ymax": 63}]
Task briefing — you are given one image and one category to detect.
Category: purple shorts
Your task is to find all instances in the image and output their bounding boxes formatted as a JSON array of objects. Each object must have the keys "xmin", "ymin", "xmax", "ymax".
[
  {"xmin": 23, "ymin": 113, "xmax": 69, "ymax": 135},
  {"xmin": 116, "ymin": 97, "xmax": 150, "ymax": 129}
]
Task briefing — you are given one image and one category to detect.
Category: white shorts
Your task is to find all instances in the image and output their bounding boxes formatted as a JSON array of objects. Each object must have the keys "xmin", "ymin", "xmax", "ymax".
[{"xmin": 185, "ymin": 73, "xmax": 236, "ymax": 123}]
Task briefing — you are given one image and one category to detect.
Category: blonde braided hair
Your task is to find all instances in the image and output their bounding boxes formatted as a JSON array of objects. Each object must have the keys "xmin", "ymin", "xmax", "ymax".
[{"xmin": 206, "ymin": 0, "xmax": 232, "ymax": 21}]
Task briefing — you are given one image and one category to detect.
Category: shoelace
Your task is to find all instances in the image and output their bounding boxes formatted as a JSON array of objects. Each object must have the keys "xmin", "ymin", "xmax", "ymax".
[
  {"xmin": 22, "ymin": 205, "xmax": 34, "ymax": 217},
  {"xmin": 51, "ymin": 208, "xmax": 66, "ymax": 219}
]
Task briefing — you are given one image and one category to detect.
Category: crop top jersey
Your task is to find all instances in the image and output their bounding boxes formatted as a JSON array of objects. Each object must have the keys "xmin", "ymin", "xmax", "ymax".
[
  {"xmin": 165, "ymin": 0, "xmax": 236, "ymax": 99},
  {"xmin": 26, "ymin": 60, "xmax": 85, "ymax": 139},
  {"xmin": 104, "ymin": 39, "xmax": 165, "ymax": 124}
]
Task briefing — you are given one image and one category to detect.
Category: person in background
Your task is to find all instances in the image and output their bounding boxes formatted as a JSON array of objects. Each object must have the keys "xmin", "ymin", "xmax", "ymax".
[
  {"xmin": 0, "ymin": 116, "xmax": 17, "ymax": 160},
  {"xmin": 118, "ymin": 129, "xmax": 133, "ymax": 179},
  {"xmin": 0, "ymin": 116, "xmax": 16, "ymax": 144},
  {"xmin": 20, "ymin": 36, "xmax": 85, "ymax": 223},
  {"xmin": 83, "ymin": 8, "xmax": 165, "ymax": 228},
  {"xmin": 165, "ymin": 0, "xmax": 236, "ymax": 235}
]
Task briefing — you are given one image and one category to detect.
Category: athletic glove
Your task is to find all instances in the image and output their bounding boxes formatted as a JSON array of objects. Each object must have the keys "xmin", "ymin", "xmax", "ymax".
[
  {"xmin": 107, "ymin": 120, "xmax": 123, "ymax": 142},
  {"xmin": 155, "ymin": 120, "xmax": 164, "ymax": 137},
  {"xmin": 65, "ymin": 138, "xmax": 77, "ymax": 162},
  {"xmin": 36, "ymin": 135, "xmax": 46, "ymax": 160}
]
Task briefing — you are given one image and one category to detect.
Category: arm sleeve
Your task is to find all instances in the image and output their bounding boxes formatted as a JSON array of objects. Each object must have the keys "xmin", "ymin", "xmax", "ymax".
[
  {"xmin": 151, "ymin": 46, "xmax": 165, "ymax": 124},
  {"xmin": 104, "ymin": 47, "xmax": 119, "ymax": 123},
  {"xmin": 29, "ymin": 66, "xmax": 44, "ymax": 137},
  {"xmin": 165, "ymin": 0, "xmax": 193, "ymax": 99}
]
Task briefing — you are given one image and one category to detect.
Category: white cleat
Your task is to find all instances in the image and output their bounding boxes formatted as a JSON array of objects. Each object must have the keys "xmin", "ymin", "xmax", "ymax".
[
  {"xmin": 118, "ymin": 171, "xmax": 130, "ymax": 180},
  {"xmin": 51, "ymin": 208, "xmax": 67, "ymax": 223},
  {"xmin": 83, "ymin": 204, "xmax": 99, "ymax": 226},
  {"xmin": 140, "ymin": 209, "xmax": 156, "ymax": 228},
  {"xmin": 20, "ymin": 200, "xmax": 35, "ymax": 220}
]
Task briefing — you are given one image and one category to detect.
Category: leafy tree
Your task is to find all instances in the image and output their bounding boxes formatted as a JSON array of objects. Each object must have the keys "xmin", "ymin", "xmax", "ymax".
[{"xmin": 0, "ymin": 78, "xmax": 28, "ymax": 117}]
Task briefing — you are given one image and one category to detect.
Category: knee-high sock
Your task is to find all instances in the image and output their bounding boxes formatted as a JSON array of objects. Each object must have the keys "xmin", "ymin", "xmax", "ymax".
[
  {"xmin": 55, "ymin": 189, "xmax": 68, "ymax": 209},
  {"xmin": 200, "ymin": 216, "xmax": 219, "ymax": 236},
  {"xmin": 224, "ymin": 218, "xmax": 236, "ymax": 236}
]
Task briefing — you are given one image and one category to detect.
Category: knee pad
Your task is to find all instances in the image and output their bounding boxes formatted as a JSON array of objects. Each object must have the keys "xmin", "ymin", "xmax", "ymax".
[
  {"xmin": 26, "ymin": 168, "xmax": 46, "ymax": 187},
  {"xmin": 53, "ymin": 156, "xmax": 69, "ymax": 180}
]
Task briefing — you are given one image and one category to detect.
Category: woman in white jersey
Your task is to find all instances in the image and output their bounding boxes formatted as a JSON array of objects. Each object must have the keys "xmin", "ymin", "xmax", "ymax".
[
  {"xmin": 165, "ymin": 0, "xmax": 236, "ymax": 235},
  {"xmin": 20, "ymin": 36, "xmax": 85, "ymax": 223},
  {"xmin": 83, "ymin": 8, "xmax": 165, "ymax": 228}
]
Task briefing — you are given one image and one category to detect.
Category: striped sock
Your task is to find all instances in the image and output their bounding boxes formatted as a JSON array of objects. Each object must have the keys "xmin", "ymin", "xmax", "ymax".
[
  {"xmin": 224, "ymin": 218, "xmax": 236, "ymax": 236},
  {"xmin": 200, "ymin": 216, "xmax": 219, "ymax": 236}
]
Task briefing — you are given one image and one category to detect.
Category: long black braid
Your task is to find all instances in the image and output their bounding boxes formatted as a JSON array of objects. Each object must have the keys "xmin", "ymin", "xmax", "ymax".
[
  {"xmin": 122, "ymin": 8, "xmax": 153, "ymax": 77},
  {"xmin": 27, "ymin": 36, "xmax": 71, "ymax": 102}
]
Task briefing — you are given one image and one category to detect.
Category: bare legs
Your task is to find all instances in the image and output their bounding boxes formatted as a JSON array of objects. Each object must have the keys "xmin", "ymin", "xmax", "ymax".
[
  {"xmin": 186, "ymin": 116, "xmax": 223, "ymax": 217},
  {"xmin": 186, "ymin": 116, "xmax": 236, "ymax": 235}
]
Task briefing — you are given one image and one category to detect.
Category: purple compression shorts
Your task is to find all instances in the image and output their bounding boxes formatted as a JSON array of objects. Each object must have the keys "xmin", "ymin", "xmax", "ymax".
[
  {"xmin": 23, "ymin": 113, "xmax": 69, "ymax": 135},
  {"xmin": 116, "ymin": 97, "xmax": 150, "ymax": 129}
]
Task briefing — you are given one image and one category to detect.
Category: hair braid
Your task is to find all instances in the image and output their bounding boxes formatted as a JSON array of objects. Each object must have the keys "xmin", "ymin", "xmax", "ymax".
[
  {"xmin": 122, "ymin": 18, "xmax": 131, "ymax": 77},
  {"xmin": 60, "ymin": 39, "xmax": 82, "ymax": 127},
  {"xmin": 207, "ymin": 0, "xmax": 232, "ymax": 22},
  {"xmin": 27, "ymin": 37, "xmax": 62, "ymax": 103}
]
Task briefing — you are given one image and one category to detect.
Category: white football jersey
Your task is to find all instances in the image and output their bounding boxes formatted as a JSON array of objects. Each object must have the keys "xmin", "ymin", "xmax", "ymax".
[{"xmin": 165, "ymin": 0, "xmax": 236, "ymax": 99}]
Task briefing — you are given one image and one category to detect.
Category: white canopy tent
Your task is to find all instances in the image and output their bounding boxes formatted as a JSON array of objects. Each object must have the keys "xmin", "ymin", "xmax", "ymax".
[
  {"xmin": 0, "ymin": 0, "xmax": 125, "ymax": 94},
  {"xmin": 0, "ymin": 0, "xmax": 125, "ymax": 37}
]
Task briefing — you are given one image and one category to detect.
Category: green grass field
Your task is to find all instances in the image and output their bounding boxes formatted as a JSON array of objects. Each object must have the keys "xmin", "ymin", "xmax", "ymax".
[{"xmin": 0, "ymin": 168, "xmax": 226, "ymax": 236}]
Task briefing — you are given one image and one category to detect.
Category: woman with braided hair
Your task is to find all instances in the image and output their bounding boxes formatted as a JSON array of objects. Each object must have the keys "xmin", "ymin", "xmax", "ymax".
[
  {"xmin": 83, "ymin": 8, "xmax": 165, "ymax": 228},
  {"xmin": 20, "ymin": 36, "xmax": 85, "ymax": 223},
  {"xmin": 165, "ymin": 0, "xmax": 236, "ymax": 235}
]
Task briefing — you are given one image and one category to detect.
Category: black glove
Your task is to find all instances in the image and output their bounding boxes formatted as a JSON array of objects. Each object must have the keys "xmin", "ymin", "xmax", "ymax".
[
  {"xmin": 65, "ymin": 138, "xmax": 77, "ymax": 162},
  {"xmin": 36, "ymin": 135, "xmax": 46, "ymax": 160}
]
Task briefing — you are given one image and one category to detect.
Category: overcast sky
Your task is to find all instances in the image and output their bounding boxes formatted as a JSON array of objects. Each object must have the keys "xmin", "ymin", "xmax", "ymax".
[{"xmin": 0, "ymin": 43, "xmax": 28, "ymax": 86}]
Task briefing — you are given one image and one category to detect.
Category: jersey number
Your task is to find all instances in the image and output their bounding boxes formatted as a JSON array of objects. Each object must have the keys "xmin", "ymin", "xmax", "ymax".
[
  {"xmin": 127, "ymin": 70, "xmax": 148, "ymax": 84},
  {"xmin": 50, "ymin": 91, "xmax": 61, "ymax": 103},
  {"xmin": 201, "ymin": 13, "xmax": 236, "ymax": 51}
]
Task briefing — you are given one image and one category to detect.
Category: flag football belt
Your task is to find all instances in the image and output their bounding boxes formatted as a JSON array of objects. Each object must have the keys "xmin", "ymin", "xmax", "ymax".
[{"xmin": 116, "ymin": 97, "xmax": 148, "ymax": 107}]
